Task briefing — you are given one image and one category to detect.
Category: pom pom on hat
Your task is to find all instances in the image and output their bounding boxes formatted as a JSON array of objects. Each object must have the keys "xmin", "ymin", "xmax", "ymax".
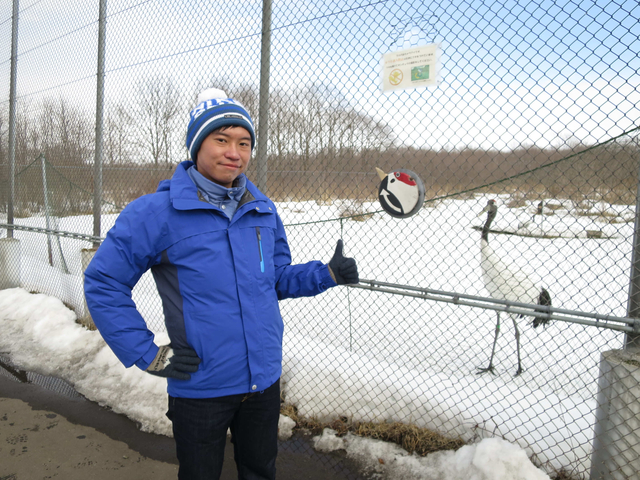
[
  {"xmin": 186, "ymin": 88, "xmax": 256, "ymax": 162},
  {"xmin": 197, "ymin": 88, "xmax": 228, "ymax": 105}
]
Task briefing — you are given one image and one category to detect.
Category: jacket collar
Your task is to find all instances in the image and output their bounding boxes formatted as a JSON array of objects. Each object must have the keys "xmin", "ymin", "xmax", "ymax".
[{"xmin": 166, "ymin": 161, "xmax": 269, "ymax": 212}]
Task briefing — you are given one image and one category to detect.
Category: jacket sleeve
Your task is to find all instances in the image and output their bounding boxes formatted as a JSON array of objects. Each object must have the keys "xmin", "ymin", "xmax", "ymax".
[
  {"xmin": 83, "ymin": 202, "xmax": 161, "ymax": 370},
  {"xmin": 272, "ymin": 213, "xmax": 337, "ymax": 300}
]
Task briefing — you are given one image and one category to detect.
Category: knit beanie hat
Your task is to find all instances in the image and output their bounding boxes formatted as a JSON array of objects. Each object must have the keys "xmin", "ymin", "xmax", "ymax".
[{"xmin": 186, "ymin": 88, "xmax": 256, "ymax": 162}]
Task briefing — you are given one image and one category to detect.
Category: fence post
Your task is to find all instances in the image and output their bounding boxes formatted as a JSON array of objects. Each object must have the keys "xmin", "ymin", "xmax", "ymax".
[
  {"xmin": 255, "ymin": 0, "xmax": 272, "ymax": 194},
  {"xmin": 7, "ymin": 0, "xmax": 19, "ymax": 239},
  {"xmin": 78, "ymin": 247, "xmax": 98, "ymax": 330},
  {"xmin": 589, "ymin": 153, "xmax": 640, "ymax": 479},
  {"xmin": 40, "ymin": 155, "xmax": 69, "ymax": 273},
  {"xmin": 41, "ymin": 154, "xmax": 53, "ymax": 266},
  {"xmin": 624, "ymin": 153, "xmax": 640, "ymax": 350},
  {"xmin": 0, "ymin": 238, "xmax": 21, "ymax": 289},
  {"xmin": 92, "ymin": 0, "xmax": 107, "ymax": 249},
  {"xmin": 2, "ymin": 0, "xmax": 21, "ymax": 290},
  {"xmin": 589, "ymin": 349, "xmax": 640, "ymax": 479}
]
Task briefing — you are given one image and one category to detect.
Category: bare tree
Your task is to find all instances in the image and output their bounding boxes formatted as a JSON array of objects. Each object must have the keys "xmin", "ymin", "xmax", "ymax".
[
  {"xmin": 35, "ymin": 97, "xmax": 93, "ymax": 166},
  {"xmin": 133, "ymin": 77, "xmax": 182, "ymax": 165},
  {"xmin": 104, "ymin": 102, "xmax": 132, "ymax": 165},
  {"xmin": 14, "ymin": 99, "xmax": 34, "ymax": 166},
  {"xmin": 268, "ymin": 89, "xmax": 287, "ymax": 161},
  {"xmin": 0, "ymin": 101, "xmax": 8, "ymax": 210},
  {"xmin": 0, "ymin": 102, "xmax": 7, "ymax": 157}
]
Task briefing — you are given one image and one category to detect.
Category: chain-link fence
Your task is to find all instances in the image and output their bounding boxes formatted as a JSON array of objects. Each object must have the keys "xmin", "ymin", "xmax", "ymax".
[{"xmin": 2, "ymin": 1, "xmax": 640, "ymax": 478}]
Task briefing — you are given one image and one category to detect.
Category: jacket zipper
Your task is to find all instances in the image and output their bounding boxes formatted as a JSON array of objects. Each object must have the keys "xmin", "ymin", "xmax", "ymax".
[{"xmin": 256, "ymin": 227, "xmax": 264, "ymax": 273}]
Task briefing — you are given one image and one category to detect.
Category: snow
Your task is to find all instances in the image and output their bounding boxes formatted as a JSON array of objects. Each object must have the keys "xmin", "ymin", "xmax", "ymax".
[
  {"xmin": 0, "ymin": 287, "xmax": 550, "ymax": 479},
  {"xmin": 0, "ymin": 194, "xmax": 634, "ymax": 479},
  {"xmin": 314, "ymin": 429, "xmax": 550, "ymax": 480}
]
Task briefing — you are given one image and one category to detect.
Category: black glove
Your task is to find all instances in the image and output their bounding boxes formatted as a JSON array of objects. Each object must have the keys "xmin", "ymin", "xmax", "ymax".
[
  {"xmin": 328, "ymin": 239, "xmax": 359, "ymax": 285},
  {"xmin": 146, "ymin": 344, "xmax": 201, "ymax": 380}
]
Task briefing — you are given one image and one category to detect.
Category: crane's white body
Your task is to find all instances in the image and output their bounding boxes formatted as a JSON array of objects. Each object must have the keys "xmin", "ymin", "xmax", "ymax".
[
  {"xmin": 477, "ymin": 199, "xmax": 551, "ymax": 376},
  {"xmin": 480, "ymin": 238, "xmax": 540, "ymax": 308}
]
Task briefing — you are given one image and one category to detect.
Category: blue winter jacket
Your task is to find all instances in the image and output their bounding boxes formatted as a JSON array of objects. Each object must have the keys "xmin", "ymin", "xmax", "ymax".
[{"xmin": 84, "ymin": 161, "xmax": 336, "ymax": 398}]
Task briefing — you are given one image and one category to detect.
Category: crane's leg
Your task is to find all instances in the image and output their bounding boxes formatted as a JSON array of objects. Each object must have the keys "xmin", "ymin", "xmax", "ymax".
[
  {"xmin": 512, "ymin": 315, "xmax": 523, "ymax": 376},
  {"xmin": 477, "ymin": 312, "xmax": 500, "ymax": 375}
]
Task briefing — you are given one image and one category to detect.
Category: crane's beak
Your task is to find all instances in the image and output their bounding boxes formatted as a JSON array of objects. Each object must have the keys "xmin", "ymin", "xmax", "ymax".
[
  {"xmin": 478, "ymin": 205, "xmax": 489, "ymax": 217},
  {"xmin": 375, "ymin": 167, "xmax": 387, "ymax": 181}
]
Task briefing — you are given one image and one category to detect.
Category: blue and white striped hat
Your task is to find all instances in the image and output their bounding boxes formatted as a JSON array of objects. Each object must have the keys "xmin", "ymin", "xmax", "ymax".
[{"xmin": 186, "ymin": 88, "xmax": 256, "ymax": 162}]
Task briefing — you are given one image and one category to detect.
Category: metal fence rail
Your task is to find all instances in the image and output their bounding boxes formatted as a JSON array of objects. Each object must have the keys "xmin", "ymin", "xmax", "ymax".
[
  {"xmin": 0, "ymin": 223, "xmax": 102, "ymax": 244},
  {"xmin": 2, "ymin": 1, "xmax": 640, "ymax": 478},
  {"xmin": 354, "ymin": 279, "xmax": 640, "ymax": 334}
]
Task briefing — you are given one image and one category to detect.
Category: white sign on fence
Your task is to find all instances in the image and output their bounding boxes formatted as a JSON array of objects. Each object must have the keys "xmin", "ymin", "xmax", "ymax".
[{"xmin": 381, "ymin": 43, "xmax": 440, "ymax": 92}]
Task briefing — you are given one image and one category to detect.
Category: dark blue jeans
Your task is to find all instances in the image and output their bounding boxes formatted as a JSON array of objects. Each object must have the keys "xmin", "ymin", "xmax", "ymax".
[{"xmin": 167, "ymin": 380, "xmax": 280, "ymax": 480}]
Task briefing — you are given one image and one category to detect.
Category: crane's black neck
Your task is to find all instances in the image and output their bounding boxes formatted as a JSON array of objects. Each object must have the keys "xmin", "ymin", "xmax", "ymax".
[{"xmin": 482, "ymin": 210, "xmax": 496, "ymax": 241}]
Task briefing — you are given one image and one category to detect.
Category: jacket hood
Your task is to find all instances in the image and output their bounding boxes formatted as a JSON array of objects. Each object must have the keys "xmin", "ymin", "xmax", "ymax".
[{"xmin": 156, "ymin": 179, "xmax": 171, "ymax": 193}]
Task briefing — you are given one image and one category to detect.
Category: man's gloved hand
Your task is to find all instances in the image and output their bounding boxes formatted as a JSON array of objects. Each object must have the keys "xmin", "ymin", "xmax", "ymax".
[
  {"xmin": 328, "ymin": 239, "xmax": 359, "ymax": 285},
  {"xmin": 146, "ymin": 344, "xmax": 201, "ymax": 380}
]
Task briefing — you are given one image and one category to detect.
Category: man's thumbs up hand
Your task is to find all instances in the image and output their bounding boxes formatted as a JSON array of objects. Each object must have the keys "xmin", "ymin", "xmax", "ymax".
[{"xmin": 328, "ymin": 240, "xmax": 359, "ymax": 285}]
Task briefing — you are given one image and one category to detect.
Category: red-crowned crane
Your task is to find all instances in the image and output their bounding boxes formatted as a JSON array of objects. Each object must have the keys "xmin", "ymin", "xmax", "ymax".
[
  {"xmin": 517, "ymin": 200, "xmax": 545, "ymax": 231},
  {"xmin": 477, "ymin": 199, "xmax": 552, "ymax": 376}
]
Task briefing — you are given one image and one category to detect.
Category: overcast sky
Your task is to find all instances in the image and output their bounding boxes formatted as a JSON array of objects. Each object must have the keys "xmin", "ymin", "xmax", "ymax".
[{"xmin": 1, "ymin": 0, "xmax": 639, "ymax": 151}]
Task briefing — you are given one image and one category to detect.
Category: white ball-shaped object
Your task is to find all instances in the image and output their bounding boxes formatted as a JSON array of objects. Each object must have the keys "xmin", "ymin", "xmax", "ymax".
[{"xmin": 197, "ymin": 88, "xmax": 228, "ymax": 105}]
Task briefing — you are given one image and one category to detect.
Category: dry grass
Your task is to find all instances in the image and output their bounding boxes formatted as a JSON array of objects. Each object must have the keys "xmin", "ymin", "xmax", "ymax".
[
  {"xmin": 280, "ymin": 404, "xmax": 465, "ymax": 457},
  {"xmin": 550, "ymin": 468, "xmax": 578, "ymax": 480},
  {"xmin": 281, "ymin": 403, "xmax": 581, "ymax": 479},
  {"xmin": 352, "ymin": 422, "xmax": 466, "ymax": 457}
]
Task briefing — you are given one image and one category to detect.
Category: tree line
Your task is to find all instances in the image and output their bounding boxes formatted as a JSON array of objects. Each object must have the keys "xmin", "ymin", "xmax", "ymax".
[{"xmin": 0, "ymin": 77, "xmax": 637, "ymax": 215}]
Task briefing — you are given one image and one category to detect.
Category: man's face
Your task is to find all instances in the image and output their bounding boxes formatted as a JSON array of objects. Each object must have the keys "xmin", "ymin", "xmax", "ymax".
[{"xmin": 196, "ymin": 126, "xmax": 252, "ymax": 188}]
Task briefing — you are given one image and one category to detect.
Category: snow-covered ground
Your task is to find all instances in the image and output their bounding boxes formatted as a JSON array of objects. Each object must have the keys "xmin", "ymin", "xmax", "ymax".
[
  {"xmin": 0, "ymin": 194, "xmax": 634, "ymax": 479},
  {"xmin": 1, "ymin": 287, "xmax": 549, "ymax": 480}
]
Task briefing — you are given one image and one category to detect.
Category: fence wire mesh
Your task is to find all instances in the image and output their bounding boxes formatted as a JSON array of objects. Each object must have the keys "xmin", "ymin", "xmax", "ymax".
[{"xmin": 1, "ymin": 0, "xmax": 640, "ymax": 478}]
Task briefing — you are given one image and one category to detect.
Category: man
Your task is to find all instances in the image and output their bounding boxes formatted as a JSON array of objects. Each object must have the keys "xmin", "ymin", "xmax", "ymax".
[{"xmin": 84, "ymin": 88, "xmax": 359, "ymax": 480}]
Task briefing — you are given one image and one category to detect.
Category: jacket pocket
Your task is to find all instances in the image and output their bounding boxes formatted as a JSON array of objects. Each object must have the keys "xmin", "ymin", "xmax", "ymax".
[
  {"xmin": 256, "ymin": 227, "xmax": 264, "ymax": 273},
  {"xmin": 184, "ymin": 309, "xmax": 250, "ymax": 389}
]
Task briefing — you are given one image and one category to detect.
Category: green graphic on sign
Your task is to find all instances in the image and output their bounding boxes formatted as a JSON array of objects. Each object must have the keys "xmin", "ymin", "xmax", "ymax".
[{"xmin": 411, "ymin": 65, "xmax": 430, "ymax": 81}]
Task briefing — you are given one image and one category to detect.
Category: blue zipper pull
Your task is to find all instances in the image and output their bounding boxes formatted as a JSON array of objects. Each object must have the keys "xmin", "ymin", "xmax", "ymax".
[{"xmin": 256, "ymin": 227, "xmax": 264, "ymax": 273}]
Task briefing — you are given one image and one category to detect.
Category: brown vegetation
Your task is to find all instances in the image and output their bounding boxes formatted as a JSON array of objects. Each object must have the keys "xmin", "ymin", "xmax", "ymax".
[
  {"xmin": 280, "ymin": 403, "xmax": 465, "ymax": 457},
  {"xmin": 0, "ymin": 80, "xmax": 637, "ymax": 216}
]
